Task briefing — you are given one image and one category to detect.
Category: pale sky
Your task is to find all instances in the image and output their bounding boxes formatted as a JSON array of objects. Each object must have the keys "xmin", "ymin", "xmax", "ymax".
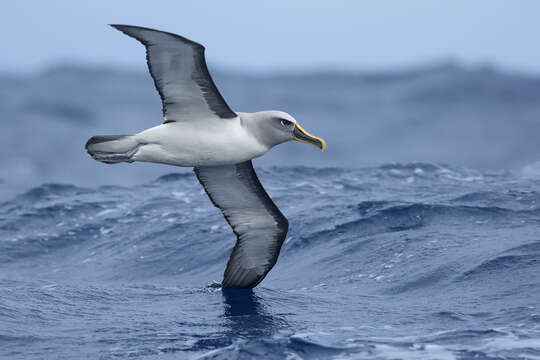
[{"xmin": 2, "ymin": 1, "xmax": 540, "ymax": 74}]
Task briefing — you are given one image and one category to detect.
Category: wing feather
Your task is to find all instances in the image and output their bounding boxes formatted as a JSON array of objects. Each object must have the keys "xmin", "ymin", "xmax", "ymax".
[
  {"xmin": 111, "ymin": 24, "xmax": 236, "ymax": 122},
  {"xmin": 194, "ymin": 161, "xmax": 288, "ymax": 289}
]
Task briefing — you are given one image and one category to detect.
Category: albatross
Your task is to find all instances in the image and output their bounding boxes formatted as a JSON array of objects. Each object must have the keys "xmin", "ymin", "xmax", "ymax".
[{"xmin": 85, "ymin": 25, "xmax": 326, "ymax": 289}]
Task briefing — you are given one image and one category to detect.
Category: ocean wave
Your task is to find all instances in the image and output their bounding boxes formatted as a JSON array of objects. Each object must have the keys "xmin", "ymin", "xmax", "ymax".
[
  {"xmin": 287, "ymin": 201, "xmax": 523, "ymax": 251},
  {"xmin": 459, "ymin": 241, "xmax": 540, "ymax": 280},
  {"xmin": 1, "ymin": 166, "xmax": 540, "ymax": 359},
  {"xmin": 14, "ymin": 183, "xmax": 94, "ymax": 202}
]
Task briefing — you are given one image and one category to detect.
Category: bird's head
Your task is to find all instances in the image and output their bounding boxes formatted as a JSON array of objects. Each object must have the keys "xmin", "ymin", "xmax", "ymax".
[{"xmin": 244, "ymin": 111, "xmax": 326, "ymax": 151}]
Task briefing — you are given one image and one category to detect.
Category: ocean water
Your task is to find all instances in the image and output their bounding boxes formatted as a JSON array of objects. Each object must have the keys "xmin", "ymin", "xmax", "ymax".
[
  {"xmin": 1, "ymin": 163, "xmax": 540, "ymax": 359},
  {"xmin": 2, "ymin": 62, "xmax": 540, "ymax": 358},
  {"xmin": 2, "ymin": 62, "xmax": 540, "ymax": 200}
]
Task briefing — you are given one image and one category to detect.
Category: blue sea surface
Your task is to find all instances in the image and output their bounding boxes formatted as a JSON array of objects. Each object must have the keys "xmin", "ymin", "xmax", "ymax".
[
  {"xmin": 2, "ymin": 62, "xmax": 540, "ymax": 200},
  {"xmin": 1, "ymin": 163, "xmax": 540, "ymax": 359}
]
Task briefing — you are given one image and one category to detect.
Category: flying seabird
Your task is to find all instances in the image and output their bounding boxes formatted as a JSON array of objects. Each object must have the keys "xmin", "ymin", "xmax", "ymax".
[{"xmin": 85, "ymin": 25, "xmax": 326, "ymax": 289}]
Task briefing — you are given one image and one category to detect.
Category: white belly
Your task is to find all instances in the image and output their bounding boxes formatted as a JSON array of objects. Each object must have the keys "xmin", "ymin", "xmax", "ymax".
[{"xmin": 131, "ymin": 118, "xmax": 268, "ymax": 167}]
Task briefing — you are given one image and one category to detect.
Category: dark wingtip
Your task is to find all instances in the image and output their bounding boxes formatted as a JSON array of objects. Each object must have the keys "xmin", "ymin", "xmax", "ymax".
[
  {"xmin": 109, "ymin": 24, "xmax": 124, "ymax": 31},
  {"xmin": 109, "ymin": 24, "xmax": 135, "ymax": 35},
  {"xmin": 109, "ymin": 24, "xmax": 129, "ymax": 29},
  {"xmin": 108, "ymin": 24, "xmax": 205, "ymax": 50},
  {"xmin": 109, "ymin": 24, "xmax": 143, "ymax": 38}
]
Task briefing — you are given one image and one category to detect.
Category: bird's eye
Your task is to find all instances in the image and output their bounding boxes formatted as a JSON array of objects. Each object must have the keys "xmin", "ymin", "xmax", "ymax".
[{"xmin": 280, "ymin": 119, "xmax": 293, "ymax": 127}]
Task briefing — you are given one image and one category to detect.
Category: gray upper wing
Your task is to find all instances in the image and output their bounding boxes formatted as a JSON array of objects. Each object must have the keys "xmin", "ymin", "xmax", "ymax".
[
  {"xmin": 194, "ymin": 161, "xmax": 289, "ymax": 289},
  {"xmin": 111, "ymin": 24, "xmax": 236, "ymax": 122}
]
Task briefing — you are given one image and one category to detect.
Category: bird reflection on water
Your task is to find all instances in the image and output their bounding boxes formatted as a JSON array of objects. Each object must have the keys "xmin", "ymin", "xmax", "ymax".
[
  {"xmin": 189, "ymin": 288, "xmax": 290, "ymax": 353},
  {"xmin": 221, "ymin": 289, "xmax": 288, "ymax": 339}
]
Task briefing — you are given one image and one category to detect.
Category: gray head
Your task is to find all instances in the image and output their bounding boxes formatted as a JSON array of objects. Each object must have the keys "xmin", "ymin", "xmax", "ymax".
[{"xmin": 240, "ymin": 111, "xmax": 326, "ymax": 151}]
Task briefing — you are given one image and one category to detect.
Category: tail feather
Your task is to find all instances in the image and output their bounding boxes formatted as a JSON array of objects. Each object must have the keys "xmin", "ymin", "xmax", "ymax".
[{"xmin": 85, "ymin": 135, "xmax": 139, "ymax": 164}]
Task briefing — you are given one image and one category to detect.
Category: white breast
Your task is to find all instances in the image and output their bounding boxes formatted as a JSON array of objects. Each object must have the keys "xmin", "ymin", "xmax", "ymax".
[{"xmin": 132, "ymin": 117, "xmax": 268, "ymax": 167}]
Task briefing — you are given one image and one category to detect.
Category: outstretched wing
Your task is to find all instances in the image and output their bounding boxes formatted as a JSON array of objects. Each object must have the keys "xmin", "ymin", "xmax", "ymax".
[
  {"xmin": 111, "ymin": 24, "xmax": 236, "ymax": 122},
  {"xmin": 194, "ymin": 161, "xmax": 289, "ymax": 289}
]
